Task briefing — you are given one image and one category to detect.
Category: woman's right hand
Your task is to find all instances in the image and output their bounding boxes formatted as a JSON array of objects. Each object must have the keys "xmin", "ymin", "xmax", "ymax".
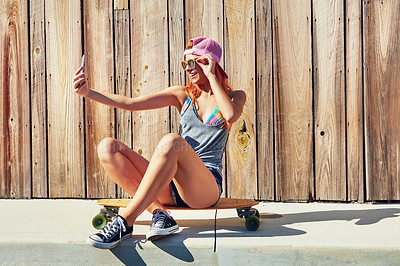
[{"xmin": 73, "ymin": 66, "xmax": 89, "ymax": 97}]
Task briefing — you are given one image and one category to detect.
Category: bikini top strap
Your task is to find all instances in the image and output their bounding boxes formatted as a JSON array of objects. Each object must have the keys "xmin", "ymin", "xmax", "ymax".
[{"xmin": 180, "ymin": 95, "xmax": 192, "ymax": 116}]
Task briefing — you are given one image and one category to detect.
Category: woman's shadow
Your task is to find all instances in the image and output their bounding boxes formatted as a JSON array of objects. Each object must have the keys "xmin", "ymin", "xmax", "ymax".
[{"xmin": 110, "ymin": 207, "xmax": 400, "ymax": 264}]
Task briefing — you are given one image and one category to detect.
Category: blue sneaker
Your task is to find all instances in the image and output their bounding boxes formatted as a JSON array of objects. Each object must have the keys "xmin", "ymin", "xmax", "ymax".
[
  {"xmin": 86, "ymin": 215, "xmax": 133, "ymax": 249},
  {"xmin": 146, "ymin": 210, "xmax": 179, "ymax": 241}
]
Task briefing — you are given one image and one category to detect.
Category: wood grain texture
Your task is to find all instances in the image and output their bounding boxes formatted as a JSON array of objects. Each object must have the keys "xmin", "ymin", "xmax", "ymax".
[
  {"xmin": 273, "ymin": 0, "xmax": 313, "ymax": 201},
  {"xmin": 168, "ymin": 0, "xmax": 185, "ymax": 135},
  {"xmin": 114, "ymin": 0, "xmax": 128, "ymax": 10},
  {"xmin": 114, "ymin": 9, "xmax": 132, "ymax": 199},
  {"xmin": 346, "ymin": 0, "xmax": 363, "ymax": 202},
  {"xmin": 313, "ymin": 0, "xmax": 346, "ymax": 201},
  {"xmin": 256, "ymin": 0, "xmax": 274, "ymax": 200},
  {"xmin": 0, "ymin": 0, "xmax": 31, "ymax": 198},
  {"xmin": 364, "ymin": 0, "xmax": 400, "ymax": 201},
  {"xmin": 30, "ymin": 0, "xmax": 47, "ymax": 197},
  {"xmin": 185, "ymin": 0, "xmax": 223, "ymax": 42},
  {"xmin": 46, "ymin": 0, "xmax": 85, "ymax": 198},
  {"xmin": 98, "ymin": 197, "xmax": 258, "ymax": 209},
  {"xmin": 130, "ymin": 0, "xmax": 169, "ymax": 161},
  {"xmin": 84, "ymin": 0, "xmax": 116, "ymax": 198},
  {"xmin": 225, "ymin": 0, "xmax": 257, "ymax": 199}
]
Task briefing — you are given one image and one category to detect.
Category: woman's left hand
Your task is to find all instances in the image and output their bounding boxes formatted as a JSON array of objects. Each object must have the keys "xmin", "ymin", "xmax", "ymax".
[{"xmin": 196, "ymin": 54, "xmax": 216, "ymax": 78}]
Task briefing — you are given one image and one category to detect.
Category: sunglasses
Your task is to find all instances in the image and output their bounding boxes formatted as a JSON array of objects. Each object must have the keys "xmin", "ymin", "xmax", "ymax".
[{"xmin": 181, "ymin": 59, "xmax": 196, "ymax": 70}]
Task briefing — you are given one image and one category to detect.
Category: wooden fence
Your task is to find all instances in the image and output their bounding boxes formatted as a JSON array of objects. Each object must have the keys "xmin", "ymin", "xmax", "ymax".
[{"xmin": 1, "ymin": 0, "xmax": 399, "ymax": 202}]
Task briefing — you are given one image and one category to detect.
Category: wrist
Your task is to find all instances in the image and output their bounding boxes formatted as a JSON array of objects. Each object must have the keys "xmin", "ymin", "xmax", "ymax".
[
  {"xmin": 206, "ymin": 73, "xmax": 217, "ymax": 80},
  {"xmin": 82, "ymin": 88, "xmax": 91, "ymax": 98}
]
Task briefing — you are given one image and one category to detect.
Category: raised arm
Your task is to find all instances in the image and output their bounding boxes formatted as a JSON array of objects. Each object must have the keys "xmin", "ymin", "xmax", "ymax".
[
  {"xmin": 73, "ymin": 66, "xmax": 186, "ymax": 111},
  {"xmin": 196, "ymin": 55, "xmax": 246, "ymax": 123}
]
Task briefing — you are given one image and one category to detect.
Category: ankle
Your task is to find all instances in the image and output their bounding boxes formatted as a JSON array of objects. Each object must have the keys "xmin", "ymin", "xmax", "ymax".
[
  {"xmin": 119, "ymin": 214, "xmax": 134, "ymax": 227},
  {"xmin": 152, "ymin": 209, "xmax": 169, "ymax": 216}
]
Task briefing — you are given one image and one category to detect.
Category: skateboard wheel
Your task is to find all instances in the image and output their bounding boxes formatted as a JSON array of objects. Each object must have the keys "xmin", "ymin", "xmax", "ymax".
[
  {"xmin": 92, "ymin": 214, "xmax": 107, "ymax": 230},
  {"xmin": 245, "ymin": 215, "xmax": 260, "ymax": 231}
]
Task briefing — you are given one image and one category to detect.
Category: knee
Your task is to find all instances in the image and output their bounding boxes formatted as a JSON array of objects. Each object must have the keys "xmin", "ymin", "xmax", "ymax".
[
  {"xmin": 155, "ymin": 133, "xmax": 184, "ymax": 157},
  {"xmin": 97, "ymin": 137, "xmax": 120, "ymax": 163}
]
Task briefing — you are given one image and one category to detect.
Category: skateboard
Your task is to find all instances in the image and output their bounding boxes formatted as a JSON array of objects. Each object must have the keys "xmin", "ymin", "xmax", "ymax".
[{"xmin": 92, "ymin": 198, "xmax": 260, "ymax": 231}]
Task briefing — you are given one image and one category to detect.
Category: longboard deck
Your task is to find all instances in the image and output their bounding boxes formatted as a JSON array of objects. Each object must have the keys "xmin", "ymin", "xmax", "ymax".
[
  {"xmin": 94, "ymin": 198, "xmax": 261, "ymax": 231},
  {"xmin": 97, "ymin": 198, "xmax": 258, "ymax": 210}
]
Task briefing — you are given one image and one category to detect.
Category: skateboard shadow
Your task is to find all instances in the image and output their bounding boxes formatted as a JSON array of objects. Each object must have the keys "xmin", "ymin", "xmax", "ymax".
[
  {"xmin": 270, "ymin": 207, "xmax": 400, "ymax": 226},
  {"xmin": 110, "ymin": 207, "xmax": 400, "ymax": 264},
  {"xmin": 109, "ymin": 216, "xmax": 304, "ymax": 264},
  {"xmin": 134, "ymin": 213, "xmax": 305, "ymax": 238}
]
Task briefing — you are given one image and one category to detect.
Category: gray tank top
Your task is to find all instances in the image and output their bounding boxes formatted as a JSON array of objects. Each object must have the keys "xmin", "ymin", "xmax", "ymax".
[{"xmin": 179, "ymin": 96, "xmax": 230, "ymax": 177}]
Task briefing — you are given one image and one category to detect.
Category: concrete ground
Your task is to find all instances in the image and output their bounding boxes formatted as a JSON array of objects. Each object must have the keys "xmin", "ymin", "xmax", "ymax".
[{"xmin": 1, "ymin": 199, "xmax": 400, "ymax": 265}]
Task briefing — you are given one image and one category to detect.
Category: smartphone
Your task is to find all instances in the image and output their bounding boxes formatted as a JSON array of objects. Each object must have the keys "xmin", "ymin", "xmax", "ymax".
[{"xmin": 81, "ymin": 54, "xmax": 85, "ymax": 73}]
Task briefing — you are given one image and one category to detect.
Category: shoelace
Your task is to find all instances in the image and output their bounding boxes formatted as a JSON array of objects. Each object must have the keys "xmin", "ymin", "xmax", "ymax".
[
  {"xmin": 100, "ymin": 216, "xmax": 127, "ymax": 240},
  {"xmin": 152, "ymin": 210, "xmax": 168, "ymax": 228}
]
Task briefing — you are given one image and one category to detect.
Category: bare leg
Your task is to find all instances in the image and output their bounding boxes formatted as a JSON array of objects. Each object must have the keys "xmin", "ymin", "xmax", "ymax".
[
  {"xmin": 97, "ymin": 138, "xmax": 174, "ymax": 218},
  {"xmin": 119, "ymin": 133, "xmax": 220, "ymax": 225}
]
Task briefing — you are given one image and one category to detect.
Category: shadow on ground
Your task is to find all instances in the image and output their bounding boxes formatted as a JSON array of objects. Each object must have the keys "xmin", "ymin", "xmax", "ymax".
[
  {"xmin": 110, "ymin": 207, "xmax": 400, "ymax": 264},
  {"xmin": 110, "ymin": 240, "xmax": 147, "ymax": 266}
]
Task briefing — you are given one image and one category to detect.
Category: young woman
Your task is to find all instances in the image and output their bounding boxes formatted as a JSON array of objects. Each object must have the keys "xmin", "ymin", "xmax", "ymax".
[{"xmin": 73, "ymin": 37, "xmax": 246, "ymax": 249}]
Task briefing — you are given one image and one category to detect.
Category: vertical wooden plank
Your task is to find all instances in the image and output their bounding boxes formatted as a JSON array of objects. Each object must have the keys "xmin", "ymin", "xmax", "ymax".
[
  {"xmin": 364, "ymin": 0, "xmax": 400, "ymax": 201},
  {"xmin": 273, "ymin": 0, "xmax": 313, "ymax": 201},
  {"xmin": 84, "ymin": 0, "xmax": 116, "ymax": 198},
  {"xmin": 0, "ymin": 0, "xmax": 31, "ymax": 198},
  {"xmin": 346, "ymin": 0, "xmax": 363, "ymax": 202},
  {"xmin": 168, "ymin": 0, "xmax": 185, "ymax": 134},
  {"xmin": 114, "ymin": 0, "xmax": 128, "ymax": 10},
  {"xmin": 30, "ymin": 0, "xmax": 47, "ymax": 197},
  {"xmin": 46, "ymin": 0, "xmax": 85, "ymax": 198},
  {"xmin": 114, "ymin": 8, "xmax": 132, "ymax": 198},
  {"xmin": 256, "ymin": 0, "xmax": 274, "ymax": 200},
  {"xmin": 313, "ymin": 0, "xmax": 346, "ymax": 201},
  {"xmin": 130, "ymin": 1, "xmax": 169, "ymax": 162},
  {"xmin": 185, "ymin": 0, "xmax": 224, "ymax": 42},
  {"xmin": 225, "ymin": 0, "xmax": 257, "ymax": 199}
]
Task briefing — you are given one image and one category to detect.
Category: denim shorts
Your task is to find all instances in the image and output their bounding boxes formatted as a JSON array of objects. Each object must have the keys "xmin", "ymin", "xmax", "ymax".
[{"xmin": 169, "ymin": 168, "xmax": 223, "ymax": 208}]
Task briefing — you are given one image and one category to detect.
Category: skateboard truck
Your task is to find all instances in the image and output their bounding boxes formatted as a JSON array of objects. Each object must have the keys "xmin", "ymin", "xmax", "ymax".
[
  {"xmin": 92, "ymin": 207, "xmax": 120, "ymax": 230},
  {"xmin": 236, "ymin": 207, "xmax": 260, "ymax": 231}
]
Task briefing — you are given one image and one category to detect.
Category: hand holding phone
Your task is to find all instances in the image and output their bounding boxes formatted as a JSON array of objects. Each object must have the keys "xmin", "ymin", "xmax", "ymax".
[
  {"xmin": 73, "ymin": 55, "xmax": 89, "ymax": 96},
  {"xmin": 81, "ymin": 54, "xmax": 85, "ymax": 73}
]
